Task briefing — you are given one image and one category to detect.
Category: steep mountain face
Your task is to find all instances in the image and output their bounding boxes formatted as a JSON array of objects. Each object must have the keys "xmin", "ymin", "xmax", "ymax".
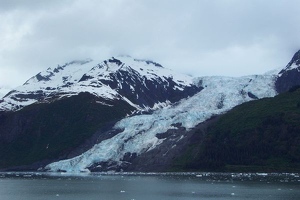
[
  {"xmin": 276, "ymin": 50, "xmax": 300, "ymax": 93},
  {"xmin": 0, "ymin": 56, "xmax": 201, "ymax": 112}
]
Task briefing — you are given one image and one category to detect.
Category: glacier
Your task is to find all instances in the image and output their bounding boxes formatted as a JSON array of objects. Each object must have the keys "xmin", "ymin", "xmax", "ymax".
[{"xmin": 45, "ymin": 74, "xmax": 277, "ymax": 172}]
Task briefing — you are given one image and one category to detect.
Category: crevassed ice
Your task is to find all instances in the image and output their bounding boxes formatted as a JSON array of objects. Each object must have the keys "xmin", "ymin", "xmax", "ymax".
[{"xmin": 46, "ymin": 74, "xmax": 277, "ymax": 173}]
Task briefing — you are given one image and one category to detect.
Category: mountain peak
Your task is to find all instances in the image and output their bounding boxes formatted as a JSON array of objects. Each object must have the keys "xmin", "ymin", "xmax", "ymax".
[
  {"xmin": 23, "ymin": 58, "xmax": 94, "ymax": 85},
  {"xmin": 110, "ymin": 56, "xmax": 164, "ymax": 68},
  {"xmin": 290, "ymin": 49, "xmax": 300, "ymax": 64},
  {"xmin": 133, "ymin": 58, "xmax": 163, "ymax": 68},
  {"xmin": 276, "ymin": 49, "xmax": 300, "ymax": 93},
  {"xmin": 0, "ymin": 56, "xmax": 200, "ymax": 112},
  {"xmin": 280, "ymin": 50, "xmax": 300, "ymax": 73}
]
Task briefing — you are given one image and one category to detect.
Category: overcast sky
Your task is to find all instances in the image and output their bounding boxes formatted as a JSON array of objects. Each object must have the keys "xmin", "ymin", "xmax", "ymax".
[{"xmin": 0, "ymin": 0, "xmax": 300, "ymax": 88}]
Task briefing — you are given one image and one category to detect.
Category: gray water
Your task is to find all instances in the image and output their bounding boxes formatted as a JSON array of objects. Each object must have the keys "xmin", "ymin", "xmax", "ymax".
[{"xmin": 0, "ymin": 172, "xmax": 299, "ymax": 200}]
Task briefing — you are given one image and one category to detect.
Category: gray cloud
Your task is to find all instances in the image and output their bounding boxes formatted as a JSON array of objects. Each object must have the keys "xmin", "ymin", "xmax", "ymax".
[{"xmin": 0, "ymin": 0, "xmax": 300, "ymax": 88}]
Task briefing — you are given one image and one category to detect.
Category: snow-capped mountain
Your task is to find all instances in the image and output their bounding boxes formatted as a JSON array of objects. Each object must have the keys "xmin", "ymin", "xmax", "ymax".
[
  {"xmin": 1, "ymin": 50, "xmax": 300, "ymax": 173},
  {"xmin": 276, "ymin": 50, "xmax": 300, "ymax": 93},
  {"xmin": 281, "ymin": 50, "xmax": 300, "ymax": 72},
  {"xmin": 46, "ymin": 74, "xmax": 277, "ymax": 172},
  {"xmin": 0, "ymin": 56, "xmax": 201, "ymax": 112}
]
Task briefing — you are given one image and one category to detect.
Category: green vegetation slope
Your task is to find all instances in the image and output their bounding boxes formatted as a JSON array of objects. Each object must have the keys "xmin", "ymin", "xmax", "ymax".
[
  {"xmin": 0, "ymin": 92, "xmax": 134, "ymax": 169},
  {"xmin": 173, "ymin": 87, "xmax": 300, "ymax": 172}
]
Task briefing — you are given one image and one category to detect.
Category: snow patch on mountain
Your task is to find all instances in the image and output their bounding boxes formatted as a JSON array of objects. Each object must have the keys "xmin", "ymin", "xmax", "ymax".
[
  {"xmin": 0, "ymin": 56, "xmax": 197, "ymax": 112},
  {"xmin": 45, "ymin": 74, "xmax": 277, "ymax": 173},
  {"xmin": 285, "ymin": 63, "xmax": 300, "ymax": 72},
  {"xmin": 278, "ymin": 50, "xmax": 300, "ymax": 77},
  {"xmin": 278, "ymin": 62, "xmax": 300, "ymax": 78}
]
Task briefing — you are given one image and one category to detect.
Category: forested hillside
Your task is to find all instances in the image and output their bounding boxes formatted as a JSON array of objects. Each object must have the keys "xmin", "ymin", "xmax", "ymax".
[
  {"xmin": 0, "ymin": 92, "xmax": 134, "ymax": 169},
  {"xmin": 173, "ymin": 87, "xmax": 300, "ymax": 172}
]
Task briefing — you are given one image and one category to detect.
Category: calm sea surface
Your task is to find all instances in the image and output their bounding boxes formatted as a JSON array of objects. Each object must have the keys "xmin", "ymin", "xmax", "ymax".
[{"xmin": 0, "ymin": 172, "xmax": 299, "ymax": 200}]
